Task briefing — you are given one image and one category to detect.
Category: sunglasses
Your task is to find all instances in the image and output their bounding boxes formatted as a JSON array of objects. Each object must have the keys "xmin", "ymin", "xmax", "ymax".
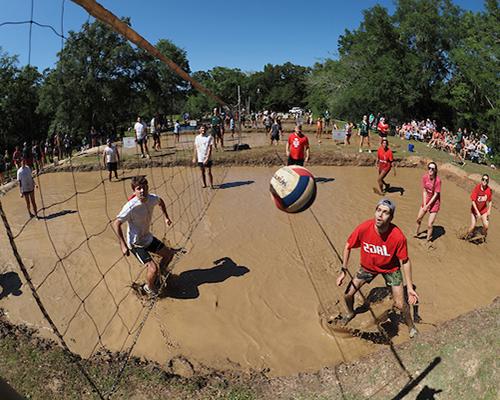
[
  {"xmin": 482, "ymin": 178, "xmax": 489, "ymax": 182},
  {"xmin": 428, "ymin": 166, "xmax": 436, "ymax": 170}
]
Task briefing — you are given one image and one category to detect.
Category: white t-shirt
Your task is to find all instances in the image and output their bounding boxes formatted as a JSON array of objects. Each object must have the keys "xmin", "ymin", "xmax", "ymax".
[
  {"xmin": 104, "ymin": 145, "xmax": 118, "ymax": 163},
  {"xmin": 195, "ymin": 134, "xmax": 214, "ymax": 162},
  {"xmin": 116, "ymin": 194, "xmax": 160, "ymax": 247},
  {"xmin": 134, "ymin": 122, "xmax": 146, "ymax": 139},
  {"xmin": 174, "ymin": 122, "xmax": 180, "ymax": 134},
  {"xmin": 150, "ymin": 118, "xmax": 156, "ymax": 134},
  {"xmin": 17, "ymin": 166, "xmax": 35, "ymax": 193}
]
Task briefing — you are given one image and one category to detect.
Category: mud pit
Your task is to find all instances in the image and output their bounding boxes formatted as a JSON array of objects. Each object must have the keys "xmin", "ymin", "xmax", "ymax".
[{"xmin": 0, "ymin": 165, "xmax": 499, "ymax": 376}]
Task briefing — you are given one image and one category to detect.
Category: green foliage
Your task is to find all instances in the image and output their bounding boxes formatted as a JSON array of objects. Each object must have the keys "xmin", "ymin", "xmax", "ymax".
[
  {"xmin": 0, "ymin": 49, "xmax": 47, "ymax": 148},
  {"xmin": 0, "ymin": 0, "xmax": 498, "ymax": 161},
  {"xmin": 307, "ymin": 0, "xmax": 499, "ymax": 158}
]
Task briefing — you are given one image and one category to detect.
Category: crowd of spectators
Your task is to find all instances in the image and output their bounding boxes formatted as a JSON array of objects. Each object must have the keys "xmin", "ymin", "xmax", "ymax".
[{"xmin": 397, "ymin": 119, "xmax": 491, "ymax": 165}]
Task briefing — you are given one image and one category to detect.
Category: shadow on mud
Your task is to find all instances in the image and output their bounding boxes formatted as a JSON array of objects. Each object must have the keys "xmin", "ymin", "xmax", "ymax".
[{"xmin": 160, "ymin": 257, "xmax": 249, "ymax": 299}]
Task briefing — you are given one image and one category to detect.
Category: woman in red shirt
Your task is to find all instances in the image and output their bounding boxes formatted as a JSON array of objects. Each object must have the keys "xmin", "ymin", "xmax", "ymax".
[
  {"xmin": 377, "ymin": 117, "xmax": 389, "ymax": 144},
  {"xmin": 376, "ymin": 138, "xmax": 393, "ymax": 194},
  {"xmin": 467, "ymin": 174, "xmax": 493, "ymax": 240},
  {"xmin": 415, "ymin": 162, "xmax": 441, "ymax": 242}
]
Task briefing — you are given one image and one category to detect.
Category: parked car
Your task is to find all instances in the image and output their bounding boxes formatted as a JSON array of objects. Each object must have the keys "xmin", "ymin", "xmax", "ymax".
[{"xmin": 288, "ymin": 107, "xmax": 304, "ymax": 116}]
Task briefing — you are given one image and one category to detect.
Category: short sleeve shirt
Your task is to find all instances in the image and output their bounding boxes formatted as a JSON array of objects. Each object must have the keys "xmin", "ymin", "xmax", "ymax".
[
  {"xmin": 116, "ymin": 194, "xmax": 160, "ymax": 247},
  {"xmin": 211, "ymin": 116, "xmax": 221, "ymax": 127},
  {"xmin": 134, "ymin": 122, "xmax": 146, "ymax": 139},
  {"xmin": 422, "ymin": 174, "xmax": 441, "ymax": 209},
  {"xmin": 288, "ymin": 133, "xmax": 309, "ymax": 160},
  {"xmin": 195, "ymin": 134, "xmax": 214, "ymax": 162},
  {"xmin": 347, "ymin": 219, "xmax": 408, "ymax": 274},
  {"xmin": 271, "ymin": 123, "xmax": 281, "ymax": 136},
  {"xmin": 377, "ymin": 147, "xmax": 393, "ymax": 170},
  {"xmin": 471, "ymin": 184, "xmax": 492, "ymax": 215},
  {"xmin": 17, "ymin": 166, "xmax": 35, "ymax": 193},
  {"xmin": 104, "ymin": 145, "xmax": 118, "ymax": 163}
]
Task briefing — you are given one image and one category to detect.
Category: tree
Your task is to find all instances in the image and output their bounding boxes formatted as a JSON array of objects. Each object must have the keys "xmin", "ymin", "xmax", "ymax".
[
  {"xmin": 38, "ymin": 19, "xmax": 141, "ymax": 139},
  {"xmin": 0, "ymin": 48, "xmax": 46, "ymax": 149},
  {"xmin": 137, "ymin": 39, "xmax": 191, "ymax": 117}
]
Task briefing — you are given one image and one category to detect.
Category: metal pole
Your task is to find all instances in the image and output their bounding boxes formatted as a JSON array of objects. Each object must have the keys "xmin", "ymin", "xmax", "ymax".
[{"xmin": 237, "ymin": 85, "xmax": 242, "ymax": 147}]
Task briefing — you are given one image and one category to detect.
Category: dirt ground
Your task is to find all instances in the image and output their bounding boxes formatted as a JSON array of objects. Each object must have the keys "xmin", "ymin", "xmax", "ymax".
[{"xmin": 1, "ymin": 146, "xmax": 499, "ymax": 382}]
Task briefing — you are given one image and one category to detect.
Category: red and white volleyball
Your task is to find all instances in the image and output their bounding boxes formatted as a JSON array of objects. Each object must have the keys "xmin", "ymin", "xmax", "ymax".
[{"xmin": 270, "ymin": 166, "xmax": 317, "ymax": 213}]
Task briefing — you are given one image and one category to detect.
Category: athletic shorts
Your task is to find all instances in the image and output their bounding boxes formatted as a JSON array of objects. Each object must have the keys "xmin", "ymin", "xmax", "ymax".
[
  {"xmin": 136, "ymin": 137, "xmax": 147, "ymax": 145},
  {"xmin": 152, "ymin": 133, "xmax": 160, "ymax": 140},
  {"xmin": 211, "ymin": 126, "xmax": 222, "ymax": 138},
  {"xmin": 130, "ymin": 236, "xmax": 165, "ymax": 264},
  {"xmin": 271, "ymin": 134, "xmax": 280, "ymax": 141},
  {"xmin": 356, "ymin": 266, "xmax": 402, "ymax": 286},
  {"xmin": 106, "ymin": 162, "xmax": 117, "ymax": 172},
  {"xmin": 360, "ymin": 131, "xmax": 369, "ymax": 137},
  {"xmin": 287, "ymin": 157, "xmax": 304, "ymax": 166},
  {"xmin": 379, "ymin": 166, "xmax": 391, "ymax": 175},
  {"xmin": 22, "ymin": 190, "xmax": 34, "ymax": 196},
  {"xmin": 198, "ymin": 160, "xmax": 213, "ymax": 168}
]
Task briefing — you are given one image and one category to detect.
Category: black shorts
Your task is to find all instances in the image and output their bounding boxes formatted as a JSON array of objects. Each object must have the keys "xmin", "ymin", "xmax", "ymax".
[
  {"xmin": 136, "ymin": 137, "xmax": 147, "ymax": 145},
  {"xmin": 211, "ymin": 126, "xmax": 222, "ymax": 138},
  {"xmin": 271, "ymin": 134, "xmax": 280, "ymax": 141},
  {"xmin": 152, "ymin": 133, "xmax": 160, "ymax": 140},
  {"xmin": 106, "ymin": 162, "xmax": 118, "ymax": 172},
  {"xmin": 130, "ymin": 237, "xmax": 165, "ymax": 264},
  {"xmin": 287, "ymin": 157, "xmax": 304, "ymax": 166},
  {"xmin": 198, "ymin": 160, "xmax": 213, "ymax": 168},
  {"xmin": 360, "ymin": 131, "xmax": 369, "ymax": 137}
]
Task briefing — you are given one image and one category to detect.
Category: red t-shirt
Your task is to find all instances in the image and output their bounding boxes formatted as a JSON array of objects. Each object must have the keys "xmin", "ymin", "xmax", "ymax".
[
  {"xmin": 347, "ymin": 219, "xmax": 408, "ymax": 274},
  {"xmin": 422, "ymin": 174, "xmax": 441, "ymax": 212},
  {"xmin": 470, "ymin": 184, "xmax": 492, "ymax": 215},
  {"xmin": 377, "ymin": 121, "xmax": 389, "ymax": 135},
  {"xmin": 288, "ymin": 133, "xmax": 309, "ymax": 160},
  {"xmin": 377, "ymin": 147, "xmax": 393, "ymax": 171}
]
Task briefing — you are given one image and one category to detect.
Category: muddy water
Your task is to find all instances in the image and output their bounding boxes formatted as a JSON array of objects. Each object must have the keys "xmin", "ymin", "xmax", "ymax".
[{"xmin": 0, "ymin": 166, "xmax": 499, "ymax": 376}]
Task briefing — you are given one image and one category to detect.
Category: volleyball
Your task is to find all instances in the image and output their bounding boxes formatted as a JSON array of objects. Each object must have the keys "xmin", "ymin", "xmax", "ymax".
[{"xmin": 270, "ymin": 166, "xmax": 317, "ymax": 213}]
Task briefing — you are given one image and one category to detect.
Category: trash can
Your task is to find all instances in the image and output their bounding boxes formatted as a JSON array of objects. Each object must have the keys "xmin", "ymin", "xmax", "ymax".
[{"xmin": 408, "ymin": 143, "xmax": 415, "ymax": 152}]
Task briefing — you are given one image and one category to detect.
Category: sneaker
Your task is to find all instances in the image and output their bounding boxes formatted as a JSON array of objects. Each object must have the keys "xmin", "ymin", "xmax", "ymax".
[
  {"xmin": 142, "ymin": 284, "xmax": 158, "ymax": 297},
  {"xmin": 140, "ymin": 154, "xmax": 146, "ymax": 159},
  {"xmin": 359, "ymin": 149, "xmax": 363, "ymax": 153},
  {"xmin": 409, "ymin": 327, "xmax": 418, "ymax": 339},
  {"xmin": 368, "ymin": 150, "xmax": 372, "ymax": 153},
  {"xmin": 340, "ymin": 313, "xmax": 355, "ymax": 326}
]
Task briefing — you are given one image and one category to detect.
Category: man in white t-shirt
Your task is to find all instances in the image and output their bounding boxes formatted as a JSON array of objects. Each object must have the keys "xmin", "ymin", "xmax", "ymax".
[
  {"xmin": 192, "ymin": 125, "xmax": 214, "ymax": 189},
  {"xmin": 150, "ymin": 115, "xmax": 161, "ymax": 151},
  {"xmin": 173, "ymin": 120, "xmax": 181, "ymax": 144},
  {"xmin": 102, "ymin": 138, "xmax": 120, "ymax": 181},
  {"xmin": 17, "ymin": 158, "xmax": 38, "ymax": 218},
  {"xmin": 134, "ymin": 117, "xmax": 150, "ymax": 159},
  {"xmin": 113, "ymin": 176, "xmax": 173, "ymax": 296}
]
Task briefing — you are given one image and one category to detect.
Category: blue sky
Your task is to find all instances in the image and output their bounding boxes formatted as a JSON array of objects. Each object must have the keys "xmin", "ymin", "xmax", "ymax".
[{"xmin": 0, "ymin": 0, "xmax": 484, "ymax": 73}]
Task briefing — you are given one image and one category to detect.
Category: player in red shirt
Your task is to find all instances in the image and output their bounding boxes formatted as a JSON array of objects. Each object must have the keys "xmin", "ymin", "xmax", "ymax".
[
  {"xmin": 377, "ymin": 117, "xmax": 389, "ymax": 144},
  {"xmin": 415, "ymin": 162, "xmax": 441, "ymax": 242},
  {"xmin": 467, "ymin": 174, "xmax": 493, "ymax": 240},
  {"xmin": 336, "ymin": 198, "xmax": 419, "ymax": 338},
  {"xmin": 376, "ymin": 138, "xmax": 393, "ymax": 194},
  {"xmin": 286, "ymin": 125, "xmax": 310, "ymax": 166}
]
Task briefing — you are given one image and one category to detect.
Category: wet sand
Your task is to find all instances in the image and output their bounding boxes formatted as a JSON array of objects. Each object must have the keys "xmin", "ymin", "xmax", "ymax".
[{"xmin": 0, "ymin": 165, "xmax": 499, "ymax": 376}]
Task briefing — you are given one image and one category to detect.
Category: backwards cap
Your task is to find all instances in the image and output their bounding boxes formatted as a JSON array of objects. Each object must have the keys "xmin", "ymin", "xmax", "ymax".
[{"xmin": 376, "ymin": 198, "xmax": 396, "ymax": 216}]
